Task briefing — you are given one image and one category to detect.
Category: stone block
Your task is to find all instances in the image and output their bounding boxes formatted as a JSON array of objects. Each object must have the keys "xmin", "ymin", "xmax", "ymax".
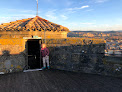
[{"xmin": 71, "ymin": 53, "xmax": 80, "ymax": 63}]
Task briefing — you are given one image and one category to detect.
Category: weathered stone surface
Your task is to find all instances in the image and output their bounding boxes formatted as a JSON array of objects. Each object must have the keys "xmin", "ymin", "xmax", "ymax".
[
  {"xmin": 71, "ymin": 53, "xmax": 80, "ymax": 63},
  {"xmin": 0, "ymin": 52, "xmax": 26, "ymax": 73},
  {"xmin": 102, "ymin": 56, "xmax": 122, "ymax": 77},
  {"xmin": 48, "ymin": 43, "xmax": 105, "ymax": 74},
  {"xmin": 45, "ymin": 39, "xmax": 121, "ymax": 77}
]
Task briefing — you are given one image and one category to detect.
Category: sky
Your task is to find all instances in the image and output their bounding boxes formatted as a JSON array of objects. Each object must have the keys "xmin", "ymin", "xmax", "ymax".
[{"xmin": 0, "ymin": 0, "xmax": 122, "ymax": 31}]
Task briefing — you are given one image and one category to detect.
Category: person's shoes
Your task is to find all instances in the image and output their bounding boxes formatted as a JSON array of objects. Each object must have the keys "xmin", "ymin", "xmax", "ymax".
[
  {"xmin": 41, "ymin": 67, "xmax": 46, "ymax": 70},
  {"xmin": 47, "ymin": 66, "xmax": 50, "ymax": 69}
]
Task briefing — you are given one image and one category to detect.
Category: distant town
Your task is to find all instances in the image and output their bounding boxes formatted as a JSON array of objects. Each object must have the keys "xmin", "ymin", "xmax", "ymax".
[{"xmin": 68, "ymin": 31, "xmax": 122, "ymax": 56}]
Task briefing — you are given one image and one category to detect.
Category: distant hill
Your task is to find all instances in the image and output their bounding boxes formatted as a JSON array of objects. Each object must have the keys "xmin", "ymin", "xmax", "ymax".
[
  {"xmin": 71, "ymin": 30, "xmax": 122, "ymax": 33},
  {"xmin": 67, "ymin": 30, "xmax": 122, "ymax": 37}
]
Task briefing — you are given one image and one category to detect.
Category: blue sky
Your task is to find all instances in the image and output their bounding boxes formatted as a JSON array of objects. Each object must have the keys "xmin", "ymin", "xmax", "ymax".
[{"xmin": 0, "ymin": 0, "xmax": 122, "ymax": 31}]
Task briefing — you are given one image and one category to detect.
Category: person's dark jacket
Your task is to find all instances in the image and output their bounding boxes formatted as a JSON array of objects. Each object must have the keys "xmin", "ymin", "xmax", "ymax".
[{"xmin": 41, "ymin": 48, "xmax": 49, "ymax": 57}]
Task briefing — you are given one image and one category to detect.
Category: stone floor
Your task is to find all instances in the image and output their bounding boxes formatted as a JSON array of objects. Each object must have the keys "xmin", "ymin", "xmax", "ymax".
[{"xmin": 0, "ymin": 69, "xmax": 122, "ymax": 92}]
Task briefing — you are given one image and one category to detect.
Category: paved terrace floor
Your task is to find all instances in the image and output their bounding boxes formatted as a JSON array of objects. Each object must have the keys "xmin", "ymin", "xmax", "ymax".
[{"xmin": 0, "ymin": 69, "xmax": 122, "ymax": 92}]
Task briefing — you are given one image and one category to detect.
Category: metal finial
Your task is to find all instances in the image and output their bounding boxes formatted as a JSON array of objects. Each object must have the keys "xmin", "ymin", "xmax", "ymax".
[{"xmin": 36, "ymin": 0, "xmax": 38, "ymax": 16}]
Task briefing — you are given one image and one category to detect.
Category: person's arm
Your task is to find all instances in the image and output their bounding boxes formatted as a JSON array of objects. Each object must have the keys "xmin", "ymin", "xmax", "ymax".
[
  {"xmin": 46, "ymin": 48, "xmax": 49, "ymax": 56},
  {"xmin": 41, "ymin": 48, "xmax": 44, "ymax": 57}
]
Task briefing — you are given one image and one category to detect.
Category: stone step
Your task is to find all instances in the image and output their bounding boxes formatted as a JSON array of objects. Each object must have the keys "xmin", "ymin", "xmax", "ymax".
[{"xmin": 23, "ymin": 69, "xmax": 42, "ymax": 72}]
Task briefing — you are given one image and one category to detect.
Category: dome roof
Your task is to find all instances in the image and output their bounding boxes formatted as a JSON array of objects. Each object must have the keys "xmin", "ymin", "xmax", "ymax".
[{"xmin": 0, "ymin": 16, "xmax": 69, "ymax": 32}]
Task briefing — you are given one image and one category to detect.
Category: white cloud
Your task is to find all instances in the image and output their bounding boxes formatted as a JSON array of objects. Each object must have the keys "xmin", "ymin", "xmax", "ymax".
[
  {"xmin": 81, "ymin": 5, "xmax": 89, "ymax": 9},
  {"xmin": 0, "ymin": 14, "xmax": 35, "ymax": 24},
  {"xmin": 60, "ymin": 15, "xmax": 68, "ymax": 20},
  {"xmin": 45, "ymin": 10, "xmax": 57, "ymax": 21},
  {"xmin": 69, "ymin": 24, "xmax": 122, "ymax": 31},
  {"xmin": 45, "ymin": 10, "xmax": 69, "ymax": 21},
  {"xmin": 46, "ymin": 14, "xmax": 57, "ymax": 20},
  {"xmin": 46, "ymin": 9, "xmax": 57, "ymax": 14},
  {"xmin": 65, "ymin": 5, "xmax": 90, "ymax": 14},
  {"xmin": 5, "ymin": 8, "xmax": 41, "ymax": 14},
  {"xmin": 66, "ymin": 22, "xmax": 79, "ymax": 26},
  {"xmin": 80, "ymin": 23, "xmax": 95, "ymax": 25},
  {"xmin": 66, "ymin": 22, "xmax": 95, "ymax": 28},
  {"xmin": 67, "ymin": 5, "xmax": 89, "ymax": 11},
  {"xmin": 64, "ymin": 21, "xmax": 122, "ymax": 31}
]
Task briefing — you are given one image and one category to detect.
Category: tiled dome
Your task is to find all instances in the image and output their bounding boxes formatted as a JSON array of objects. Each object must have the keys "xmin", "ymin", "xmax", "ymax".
[{"xmin": 0, "ymin": 16, "xmax": 69, "ymax": 32}]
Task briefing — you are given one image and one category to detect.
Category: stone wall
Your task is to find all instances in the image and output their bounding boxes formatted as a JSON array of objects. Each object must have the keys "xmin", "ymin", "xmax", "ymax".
[
  {"xmin": 0, "ymin": 39, "xmax": 25, "ymax": 54},
  {"xmin": 0, "ymin": 37, "xmax": 121, "ymax": 77},
  {"xmin": 0, "ymin": 38, "xmax": 26, "ymax": 74},
  {"xmin": 0, "ymin": 51, "xmax": 26, "ymax": 74},
  {"xmin": 44, "ymin": 38, "xmax": 122, "ymax": 77},
  {"xmin": 103, "ymin": 56, "xmax": 122, "ymax": 77},
  {"xmin": 46, "ymin": 39, "xmax": 105, "ymax": 74}
]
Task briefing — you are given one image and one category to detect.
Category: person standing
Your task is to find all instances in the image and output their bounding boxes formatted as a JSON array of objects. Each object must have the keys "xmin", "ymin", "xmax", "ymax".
[{"xmin": 41, "ymin": 44, "xmax": 50, "ymax": 69}]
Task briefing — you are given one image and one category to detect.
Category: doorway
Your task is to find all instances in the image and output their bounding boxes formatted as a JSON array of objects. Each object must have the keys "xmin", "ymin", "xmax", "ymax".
[{"xmin": 27, "ymin": 39, "xmax": 41, "ymax": 69}]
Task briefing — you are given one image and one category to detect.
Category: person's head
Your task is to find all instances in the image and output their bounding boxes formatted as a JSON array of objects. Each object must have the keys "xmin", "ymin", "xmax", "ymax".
[{"xmin": 42, "ymin": 44, "xmax": 46, "ymax": 48}]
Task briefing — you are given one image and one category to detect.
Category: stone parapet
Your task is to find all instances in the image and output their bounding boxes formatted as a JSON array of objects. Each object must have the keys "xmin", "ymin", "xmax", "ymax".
[
  {"xmin": 0, "ymin": 37, "xmax": 121, "ymax": 77},
  {"xmin": 43, "ymin": 38, "xmax": 122, "ymax": 77}
]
